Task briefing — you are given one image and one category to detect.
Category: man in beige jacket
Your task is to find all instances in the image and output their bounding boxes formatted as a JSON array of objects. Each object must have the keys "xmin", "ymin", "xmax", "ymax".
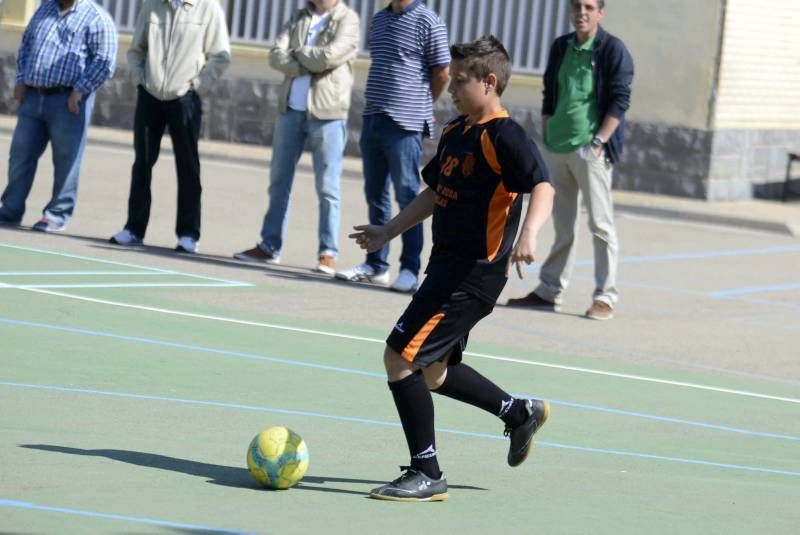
[
  {"xmin": 234, "ymin": 0, "xmax": 359, "ymax": 274},
  {"xmin": 110, "ymin": 0, "xmax": 230, "ymax": 253}
]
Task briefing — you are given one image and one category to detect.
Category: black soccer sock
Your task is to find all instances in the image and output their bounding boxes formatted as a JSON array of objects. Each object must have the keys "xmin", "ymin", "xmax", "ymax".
[
  {"xmin": 388, "ymin": 371, "xmax": 442, "ymax": 480},
  {"xmin": 433, "ymin": 363, "xmax": 528, "ymax": 428}
]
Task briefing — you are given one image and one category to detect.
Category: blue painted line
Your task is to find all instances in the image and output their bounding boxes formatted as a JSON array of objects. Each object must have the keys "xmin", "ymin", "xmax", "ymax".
[
  {"xmin": 0, "ymin": 317, "xmax": 383, "ymax": 379},
  {"xmin": 0, "ymin": 498, "xmax": 252, "ymax": 534},
  {"xmin": 1, "ymin": 316, "xmax": 798, "ymax": 442},
  {"xmin": 614, "ymin": 245, "xmax": 800, "ymax": 264},
  {"xmin": 707, "ymin": 283, "xmax": 800, "ymax": 298},
  {"xmin": 580, "ymin": 279, "xmax": 800, "ymax": 311},
  {"xmin": 542, "ymin": 398, "xmax": 800, "ymax": 442},
  {"xmin": 2, "ymin": 380, "xmax": 799, "ymax": 478},
  {"xmin": 522, "ymin": 245, "xmax": 800, "ymax": 270}
]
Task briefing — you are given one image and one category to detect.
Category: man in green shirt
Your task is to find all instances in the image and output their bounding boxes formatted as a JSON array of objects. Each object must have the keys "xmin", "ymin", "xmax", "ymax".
[{"xmin": 508, "ymin": 0, "xmax": 633, "ymax": 321}]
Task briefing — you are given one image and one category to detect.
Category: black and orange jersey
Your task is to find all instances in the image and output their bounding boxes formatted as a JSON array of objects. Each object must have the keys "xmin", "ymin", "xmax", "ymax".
[{"xmin": 421, "ymin": 110, "xmax": 550, "ymax": 302}]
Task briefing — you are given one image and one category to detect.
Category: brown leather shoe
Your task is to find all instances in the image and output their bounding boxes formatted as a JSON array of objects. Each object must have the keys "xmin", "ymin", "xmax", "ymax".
[
  {"xmin": 585, "ymin": 300, "xmax": 614, "ymax": 320},
  {"xmin": 233, "ymin": 245, "xmax": 280, "ymax": 264},
  {"xmin": 506, "ymin": 292, "xmax": 559, "ymax": 311},
  {"xmin": 315, "ymin": 254, "xmax": 336, "ymax": 275}
]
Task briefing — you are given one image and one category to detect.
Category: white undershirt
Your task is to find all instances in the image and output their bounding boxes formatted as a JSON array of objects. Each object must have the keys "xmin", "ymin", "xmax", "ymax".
[{"xmin": 287, "ymin": 11, "xmax": 332, "ymax": 112}]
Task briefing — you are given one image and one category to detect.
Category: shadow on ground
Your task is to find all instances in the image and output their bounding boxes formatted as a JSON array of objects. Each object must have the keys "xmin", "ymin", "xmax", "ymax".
[
  {"xmin": 1, "ymin": 228, "xmax": 408, "ymax": 296},
  {"xmin": 21, "ymin": 444, "xmax": 487, "ymax": 497}
]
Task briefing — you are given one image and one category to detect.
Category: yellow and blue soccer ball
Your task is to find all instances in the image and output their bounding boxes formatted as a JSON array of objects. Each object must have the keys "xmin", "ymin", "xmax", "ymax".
[{"xmin": 246, "ymin": 426, "xmax": 309, "ymax": 489}]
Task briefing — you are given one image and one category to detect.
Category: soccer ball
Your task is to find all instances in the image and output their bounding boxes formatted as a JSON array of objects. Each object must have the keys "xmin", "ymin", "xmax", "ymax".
[{"xmin": 247, "ymin": 426, "xmax": 309, "ymax": 489}]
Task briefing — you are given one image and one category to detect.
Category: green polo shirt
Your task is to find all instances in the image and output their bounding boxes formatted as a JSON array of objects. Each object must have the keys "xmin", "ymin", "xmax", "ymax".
[{"xmin": 545, "ymin": 36, "xmax": 600, "ymax": 153}]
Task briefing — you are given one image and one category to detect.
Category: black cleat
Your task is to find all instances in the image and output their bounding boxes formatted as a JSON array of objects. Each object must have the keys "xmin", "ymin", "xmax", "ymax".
[
  {"xmin": 369, "ymin": 466, "xmax": 449, "ymax": 502},
  {"xmin": 505, "ymin": 399, "xmax": 550, "ymax": 467}
]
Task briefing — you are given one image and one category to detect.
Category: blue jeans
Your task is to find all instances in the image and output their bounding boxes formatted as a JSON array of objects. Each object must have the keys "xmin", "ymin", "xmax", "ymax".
[
  {"xmin": 0, "ymin": 90, "xmax": 94, "ymax": 225},
  {"xmin": 260, "ymin": 109, "xmax": 344, "ymax": 257},
  {"xmin": 359, "ymin": 113, "xmax": 423, "ymax": 275}
]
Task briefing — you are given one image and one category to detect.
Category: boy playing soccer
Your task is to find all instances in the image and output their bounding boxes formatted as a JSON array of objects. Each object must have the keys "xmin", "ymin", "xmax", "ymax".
[{"xmin": 349, "ymin": 36, "xmax": 555, "ymax": 502}]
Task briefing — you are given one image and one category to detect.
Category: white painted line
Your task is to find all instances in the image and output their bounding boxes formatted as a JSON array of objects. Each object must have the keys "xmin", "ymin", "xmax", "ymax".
[
  {"xmin": 11, "ymin": 285, "xmax": 800, "ymax": 405},
  {"xmin": 0, "ymin": 271, "xmax": 164, "ymax": 276},
  {"xmin": 0, "ymin": 243, "xmax": 177, "ymax": 273},
  {"xmin": 0, "ymin": 243, "xmax": 251, "ymax": 287},
  {"xmin": 1, "ymin": 283, "xmax": 250, "ymax": 289}
]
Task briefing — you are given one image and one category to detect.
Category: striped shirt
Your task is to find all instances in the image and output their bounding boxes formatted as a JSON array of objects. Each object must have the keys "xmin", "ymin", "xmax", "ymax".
[
  {"xmin": 15, "ymin": 0, "xmax": 117, "ymax": 94},
  {"xmin": 364, "ymin": 0, "xmax": 450, "ymax": 135}
]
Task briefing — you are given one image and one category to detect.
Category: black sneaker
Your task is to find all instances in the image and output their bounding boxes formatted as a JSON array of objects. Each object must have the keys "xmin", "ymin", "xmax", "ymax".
[
  {"xmin": 505, "ymin": 399, "xmax": 550, "ymax": 467},
  {"xmin": 369, "ymin": 466, "xmax": 448, "ymax": 502}
]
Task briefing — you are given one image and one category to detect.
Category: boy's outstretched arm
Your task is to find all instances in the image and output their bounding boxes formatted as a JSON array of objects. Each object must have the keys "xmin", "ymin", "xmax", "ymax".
[
  {"xmin": 350, "ymin": 188, "xmax": 436, "ymax": 253},
  {"xmin": 510, "ymin": 182, "xmax": 555, "ymax": 278}
]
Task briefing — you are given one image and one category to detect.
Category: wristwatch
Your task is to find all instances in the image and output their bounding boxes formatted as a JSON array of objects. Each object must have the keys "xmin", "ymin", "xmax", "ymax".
[{"xmin": 591, "ymin": 135, "xmax": 605, "ymax": 147}]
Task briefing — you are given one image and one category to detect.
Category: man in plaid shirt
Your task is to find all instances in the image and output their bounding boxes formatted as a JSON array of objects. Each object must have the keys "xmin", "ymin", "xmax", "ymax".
[{"xmin": 0, "ymin": 0, "xmax": 117, "ymax": 232}]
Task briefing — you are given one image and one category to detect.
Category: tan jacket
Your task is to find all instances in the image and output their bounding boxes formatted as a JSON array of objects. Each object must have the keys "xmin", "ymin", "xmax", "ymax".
[
  {"xmin": 271, "ymin": 2, "xmax": 360, "ymax": 120},
  {"xmin": 128, "ymin": 0, "xmax": 231, "ymax": 101}
]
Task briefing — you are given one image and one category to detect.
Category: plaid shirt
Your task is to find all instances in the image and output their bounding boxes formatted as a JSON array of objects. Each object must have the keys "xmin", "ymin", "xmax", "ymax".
[{"xmin": 15, "ymin": 0, "xmax": 118, "ymax": 94}]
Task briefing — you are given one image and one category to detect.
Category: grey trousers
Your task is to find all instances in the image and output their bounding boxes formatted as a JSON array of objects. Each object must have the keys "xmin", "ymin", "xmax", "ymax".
[{"xmin": 535, "ymin": 146, "xmax": 619, "ymax": 307}]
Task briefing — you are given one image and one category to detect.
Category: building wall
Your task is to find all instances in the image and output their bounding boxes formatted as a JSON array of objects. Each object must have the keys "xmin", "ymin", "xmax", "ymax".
[
  {"xmin": 714, "ymin": 0, "xmax": 800, "ymax": 129},
  {"xmin": 1, "ymin": 0, "xmax": 798, "ymax": 200},
  {"xmin": 603, "ymin": 0, "xmax": 724, "ymax": 130},
  {"xmin": 706, "ymin": 0, "xmax": 800, "ymax": 200}
]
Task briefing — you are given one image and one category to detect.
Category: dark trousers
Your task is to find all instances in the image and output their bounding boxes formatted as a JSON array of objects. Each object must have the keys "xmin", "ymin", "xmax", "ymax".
[{"xmin": 125, "ymin": 86, "xmax": 203, "ymax": 240}]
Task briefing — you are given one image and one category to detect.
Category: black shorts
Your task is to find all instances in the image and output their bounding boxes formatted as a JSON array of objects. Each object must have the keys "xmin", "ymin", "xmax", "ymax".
[{"xmin": 386, "ymin": 279, "xmax": 494, "ymax": 368}]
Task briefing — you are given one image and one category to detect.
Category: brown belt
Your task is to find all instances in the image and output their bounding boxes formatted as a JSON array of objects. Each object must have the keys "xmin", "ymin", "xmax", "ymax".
[{"xmin": 27, "ymin": 85, "xmax": 73, "ymax": 96}]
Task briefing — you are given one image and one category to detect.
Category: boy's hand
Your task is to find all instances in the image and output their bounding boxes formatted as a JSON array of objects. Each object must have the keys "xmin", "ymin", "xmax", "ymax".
[
  {"xmin": 509, "ymin": 234, "xmax": 537, "ymax": 279},
  {"xmin": 349, "ymin": 224, "xmax": 390, "ymax": 253}
]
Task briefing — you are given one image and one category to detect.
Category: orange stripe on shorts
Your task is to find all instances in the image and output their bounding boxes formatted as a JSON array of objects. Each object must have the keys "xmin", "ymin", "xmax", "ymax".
[{"xmin": 401, "ymin": 312, "xmax": 446, "ymax": 362}]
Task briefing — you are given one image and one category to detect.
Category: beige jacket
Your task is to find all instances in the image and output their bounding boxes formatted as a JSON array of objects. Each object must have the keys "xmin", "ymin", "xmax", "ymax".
[
  {"xmin": 128, "ymin": 0, "xmax": 231, "ymax": 101},
  {"xmin": 271, "ymin": 2, "xmax": 360, "ymax": 120}
]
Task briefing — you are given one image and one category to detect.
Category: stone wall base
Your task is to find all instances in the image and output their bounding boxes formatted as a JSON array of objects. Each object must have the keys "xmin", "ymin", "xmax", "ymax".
[{"xmin": 1, "ymin": 57, "xmax": 796, "ymax": 201}]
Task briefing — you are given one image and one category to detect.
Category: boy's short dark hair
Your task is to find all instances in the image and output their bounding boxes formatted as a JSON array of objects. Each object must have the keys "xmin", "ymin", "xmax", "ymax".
[
  {"xmin": 449, "ymin": 35, "xmax": 512, "ymax": 96},
  {"xmin": 571, "ymin": 0, "xmax": 605, "ymax": 8}
]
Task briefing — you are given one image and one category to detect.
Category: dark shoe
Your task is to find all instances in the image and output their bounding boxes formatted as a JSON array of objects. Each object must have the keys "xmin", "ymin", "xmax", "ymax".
[
  {"xmin": 32, "ymin": 216, "xmax": 66, "ymax": 232},
  {"xmin": 369, "ymin": 466, "xmax": 448, "ymax": 502},
  {"xmin": 585, "ymin": 300, "xmax": 614, "ymax": 321},
  {"xmin": 505, "ymin": 399, "xmax": 550, "ymax": 467},
  {"xmin": 233, "ymin": 245, "xmax": 280, "ymax": 264},
  {"xmin": 506, "ymin": 292, "xmax": 559, "ymax": 311},
  {"xmin": 0, "ymin": 212, "xmax": 21, "ymax": 226}
]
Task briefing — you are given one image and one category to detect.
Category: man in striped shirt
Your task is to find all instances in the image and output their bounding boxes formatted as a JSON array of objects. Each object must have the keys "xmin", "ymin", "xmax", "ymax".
[
  {"xmin": 336, "ymin": 0, "xmax": 450, "ymax": 293},
  {"xmin": 0, "ymin": 0, "xmax": 117, "ymax": 232}
]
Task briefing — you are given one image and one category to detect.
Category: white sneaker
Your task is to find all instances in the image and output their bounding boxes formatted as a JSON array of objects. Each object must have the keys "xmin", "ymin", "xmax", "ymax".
[
  {"xmin": 335, "ymin": 262, "xmax": 390, "ymax": 286},
  {"xmin": 390, "ymin": 269, "xmax": 418, "ymax": 293},
  {"xmin": 109, "ymin": 229, "xmax": 142, "ymax": 246},
  {"xmin": 176, "ymin": 236, "xmax": 198, "ymax": 253},
  {"xmin": 32, "ymin": 215, "xmax": 66, "ymax": 232}
]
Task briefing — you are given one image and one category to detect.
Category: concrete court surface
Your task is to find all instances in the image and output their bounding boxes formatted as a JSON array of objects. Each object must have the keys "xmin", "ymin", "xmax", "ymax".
[{"xmin": 0, "ymin": 127, "xmax": 798, "ymax": 391}]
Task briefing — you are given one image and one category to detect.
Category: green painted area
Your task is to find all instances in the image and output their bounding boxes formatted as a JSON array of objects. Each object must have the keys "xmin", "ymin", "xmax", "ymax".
[{"xmin": 1, "ymin": 254, "xmax": 799, "ymax": 534}]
